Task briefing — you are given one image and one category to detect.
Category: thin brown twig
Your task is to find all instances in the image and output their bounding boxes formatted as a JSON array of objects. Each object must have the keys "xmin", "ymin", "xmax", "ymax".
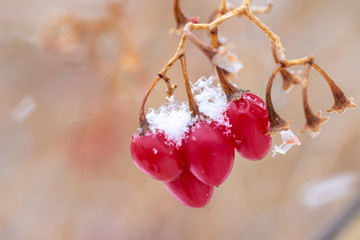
[
  {"xmin": 299, "ymin": 59, "xmax": 329, "ymax": 137},
  {"xmin": 242, "ymin": 9, "xmax": 285, "ymax": 59},
  {"xmin": 188, "ymin": 1, "xmax": 286, "ymax": 59},
  {"xmin": 209, "ymin": 1, "xmax": 272, "ymax": 23},
  {"xmin": 183, "ymin": 24, "xmax": 217, "ymax": 59},
  {"xmin": 266, "ymin": 64, "xmax": 293, "ymax": 135},
  {"xmin": 180, "ymin": 56, "xmax": 204, "ymax": 118},
  {"xmin": 271, "ymin": 44, "xmax": 302, "ymax": 92},
  {"xmin": 312, "ymin": 63, "xmax": 356, "ymax": 114},
  {"xmin": 138, "ymin": 34, "xmax": 188, "ymax": 132},
  {"xmin": 216, "ymin": 67, "xmax": 249, "ymax": 101}
]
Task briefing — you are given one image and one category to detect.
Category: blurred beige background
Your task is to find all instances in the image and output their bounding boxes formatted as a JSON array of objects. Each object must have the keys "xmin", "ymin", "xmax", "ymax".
[{"xmin": 0, "ymin": 0, "xmax": 359, "ymax": 239}]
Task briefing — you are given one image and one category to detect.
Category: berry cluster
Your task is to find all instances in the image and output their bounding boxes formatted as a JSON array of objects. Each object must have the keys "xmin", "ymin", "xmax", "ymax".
[
  {"xmin": 131, "ymin": 77, "xmax": 271, "ymax": 207},
  {"xmin": 130, "ymin": 0, "xmax": 355, "ymax": 208}
]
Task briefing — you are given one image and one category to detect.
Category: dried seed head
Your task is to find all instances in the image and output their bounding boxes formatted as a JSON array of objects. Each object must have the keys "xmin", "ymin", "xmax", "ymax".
[
  {"xmin": 327, "ymin": 96, "xmax": 356, "ymax": 114},
  {"xmin": 310, "ymin": 63, "xmax": 356, "ymax": 114},
  {"xmin": 216, "ymin": 67, "xmax": 249, "ymax": 102},
  {"xmin": 266, "ymin": 64, "xmax": 293, "ymax": 135},
  {"xmin": 268, "ymin": 115, "xmax": 293, "ymax": 135},
  {"xmin": 271, "ymin": 44, "xmax": 302, "ymax": 92},
  {"xmin": 300, "ymin": 110, "xmax": 329, "ymax": 138},
  {"xmin": 300, "ymin": 61, "xmax": 329, "ymax": 138},
  {"xmin": 280, "ymin": 69, "xmax": 302, "ymax": 93}
]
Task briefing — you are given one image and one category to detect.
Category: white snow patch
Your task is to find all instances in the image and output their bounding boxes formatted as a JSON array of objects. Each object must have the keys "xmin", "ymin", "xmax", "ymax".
[
  {"xmin": 192, "ymin": 76, "xmax": 229, "ymax": 126},
  {"xmin": 146, "ymin": 96, "xmax": 194, "ymax": 147},
  {"xmin": 272, "ymin": 130, "xmax": 301, "ymax": 157},
  {"xmin": 145, "ymin": 76, "xmax": 230, "ymax": 147}
]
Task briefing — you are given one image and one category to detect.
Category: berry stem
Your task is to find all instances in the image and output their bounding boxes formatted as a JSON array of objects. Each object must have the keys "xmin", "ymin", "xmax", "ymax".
[
  {"xmin": 300, "ymin": 59, "xmax": 329, "ymax": 136},
  {"xmin": 138, "ymin": 33, "xmax": 188, "ymax": 133},
  {"xmin": 266, "ymin": 63, "xmax": 292, "ymax": 135},
  {"xmin": 185, "ymin": 23, "xmax": 248, "ymax": 102},
  {"xmin": 277, "ymin": 57, "xmax": 355, "ymax": 114},
  {"xmin": 302, "ymin": 61, "xmax": 314, "ymax": 119},
  {"xmin": 216, "ymin": 67, "xmax": 249, "ymax": 102},
  {"xmin": 210, "ymin": 26, "xmax": 219, "ymax": 49},
  {"xmin": 183, "ymin": 24, "xmax": 217, "ymax": 59},
  {"xmin": 271, "ymin": 44, "xmax": 301, "ymax": 92},
  {"xmin": 311, "ymin": 63, "xmax": 356, "ymax": 114},
  {"xmin": 242, "ymin": 9, "xmax": 285, "ymax": 59},
  {"xmin": 179, "ymin": 55, "xmax": 204, "ymax": 118},
  {"xmin": 209, "ymin": 0, "xmax": 272, "ymax": 22}
]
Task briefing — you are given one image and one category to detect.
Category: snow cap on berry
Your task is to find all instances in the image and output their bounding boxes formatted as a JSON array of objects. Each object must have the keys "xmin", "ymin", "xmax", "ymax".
[
  {"xmin": 146, "ymin": 96, "xmax": 194, "ymax": 147},
  {"xmin": 192, "ymin": 76, "xmax": 229, "ymax": 126},
  {"xmin": 145, "ymin": 76, "xmax": 231, "ymax": 147}
]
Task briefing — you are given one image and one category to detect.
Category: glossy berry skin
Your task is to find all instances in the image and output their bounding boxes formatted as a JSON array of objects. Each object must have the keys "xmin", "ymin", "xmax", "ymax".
[
  {"xmin": 164, "ymin": 168, "xmax": 214, "ymax": 208},
  {"xmin": 182, "ymin": 121, "xmax": 235, "ymax": 187},
  {"xmin": 130, "ymin": 131, "xmax": 184, "ymax": 182},
  {"xmin": 225, "ymin": 93, "xmax": 272, "ymax": 160}
]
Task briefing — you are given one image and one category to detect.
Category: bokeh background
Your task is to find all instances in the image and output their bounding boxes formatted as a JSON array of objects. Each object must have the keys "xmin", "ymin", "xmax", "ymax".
[{"xmin": 0, "ymin": 0, "xmax": 359, "ymax": 239}]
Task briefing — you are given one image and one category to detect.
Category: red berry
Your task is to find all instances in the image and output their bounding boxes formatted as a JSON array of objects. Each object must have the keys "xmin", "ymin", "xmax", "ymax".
[
  {"xmin": 182, "ymin": 121, "xmax": 235, "ymax": 186},
  {"xmin": 225, "ymin": 93, "xmax": 271, "ymax": 160},
  {"xmin": 130, "ymin": 131, "xmax": 184, "ymax": 181},
  {"xmin": 164, "ymin": 168, "xmax": 214, "ymax": 208}
]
